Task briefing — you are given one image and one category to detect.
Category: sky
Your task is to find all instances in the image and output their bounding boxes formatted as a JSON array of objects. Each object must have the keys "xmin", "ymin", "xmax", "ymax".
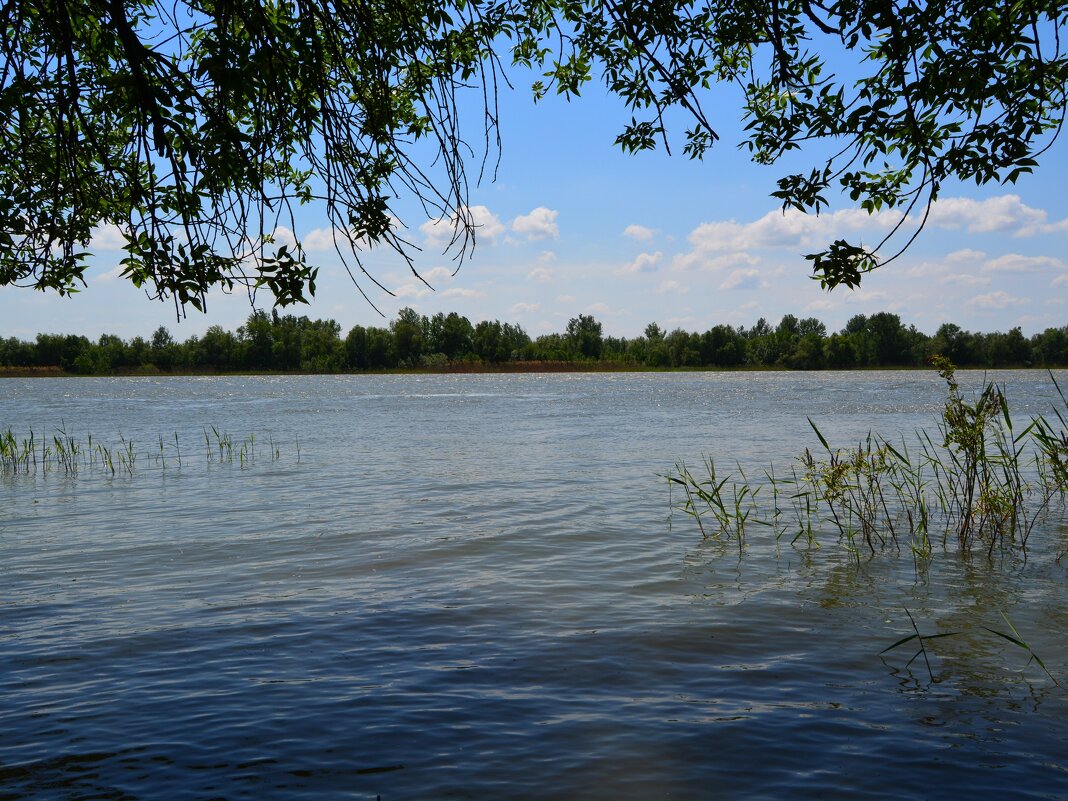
[{"xmin": 2, "ymin": 66, "xmax": 1067, "ymax": 342}]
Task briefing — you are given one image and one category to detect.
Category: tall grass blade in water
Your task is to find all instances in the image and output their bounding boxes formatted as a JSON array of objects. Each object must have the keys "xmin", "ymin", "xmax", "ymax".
[
  {"xmin": 880, "ymin": 608, "xmax": 960, "ymax": 682},
  {"xmin": 983, "ymin": 611, "xmax": 1059, "ymax": 686}
]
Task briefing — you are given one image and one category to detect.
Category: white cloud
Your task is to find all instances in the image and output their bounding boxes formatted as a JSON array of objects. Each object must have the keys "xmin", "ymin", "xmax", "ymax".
[
  {"xmin": 804, "ymin": 298, "xmax": 835, "ymax": 312},
  {"xmin": 422, "ymin": 266, "xmax": 456, "ymax": 284},
  {"xmin": 96, "ymin": 263, "xmax": 126, "ymax": 282},
  {"xmin": 981, "ymin": 254, "xmax": 1066, "ymax": 273},
  {"xmin": 676, "ymin": 196, "xmax": 1067, "ymax": 283},
  {"xmin": 1042, "ymin": 217, "xmax": 1068, "ymax": 234},
  {"xmin": 845, "ymin": 289, "xmax": 892, "ymax": 304},
  {"xmin": 623, "ymin": 224, "xmax": 656, "ymax": 241},
  {"xmin": 422, "ymin": 205, "xmax": 505, "ymax": 247},
  {"xmin": 1051, "ymin": 274, "xmax": 1068, "ymax": 288},
  {"xmin": 655, "ymin": 280, "xmax": 684, "ymax": 294},
  {"xmin": 511, "ymin": 302, "xmax": 541, "ymax": 314},
  {"xmin": 394, "ymin": 281, "xmax": 432, "ymax": 299},
  {"xmin": 442, "ymin": 287, "xmax": 484, "ymax": 298},
  {"xmin": 586, "ymin": 302, "xmax": 612, "ymax": 315},
  {"xmin": 555, "ymin": 294, "xmax": 576, "ymax": 303},
  {"xmin": 303, "ymin": 227, "xmax": 337, "ymax": 251},
  {"xmin": 267, "ymin": 226, "xmax": 298, "ymax": 250},
  {"xmin": 940, "ymin": 273, "xmax": 991, "ymax": 286},
  {"xmin": 925, "ymin": 195, "xmax": 1057, "ymax": 236},
  {"xmin": 672, "ymin": 251, "xmax": 759, "ymax": 273},
  {"xmin": 666, "ymin": 315, "xmax": 698, "ymax": 328},
  {"xmin": 90, "ymin": 224, "xmax": 128, "ymax": 251},
  {"xmin": 719, "ymin": 268, "xmax": 762, "ymax": 290},
  {"xmin": 618, "ymin": 251, "xmax": 663, "ymax": 275},
  {"xmin": 304, "ymin": 215, "xmax": 403, "ymax": 251},
  {"xmin": 946, "ymin": 248, "xmax": 987, "ymax": 264},
  {"xmin": 527, "ymin": 266, "xmax": 554, "ymax": 283},
  {"xmin": 967, "ymin": 290, "xmax": 1027, "ymax": 309},
  {"xmin": 511, "ymin": 207, "xmax": 559, "ymax": 240},
  {"xmin": 908, "ymin": 250, "xmax": 1060, "ymax": 280},
  {"xmin": 687, "ymin": 207, "xmax": 901, "ymax": 254},
  {"xmin": 537, "ymin": 250, "xmax": 557, "ymax": 263}
]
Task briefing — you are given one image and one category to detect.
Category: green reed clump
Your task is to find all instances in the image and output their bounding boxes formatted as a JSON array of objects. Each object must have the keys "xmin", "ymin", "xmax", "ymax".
[
  {"xmin": 0, "ymin": 427, "xmax": 287, "ymax": 477},
  {"xmin": 1032, "ymin": 371, "xmax": 1068, "ymax": 493},
  {"xmin": 670, "ymin": 362, "xmax": 1067, "ymax": 558}
]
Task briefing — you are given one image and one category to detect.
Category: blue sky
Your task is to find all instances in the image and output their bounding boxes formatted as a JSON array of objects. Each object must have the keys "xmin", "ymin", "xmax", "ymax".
[{"xmin": 2, "ymin": 73, "xmax": 1067, "ymax": 341}]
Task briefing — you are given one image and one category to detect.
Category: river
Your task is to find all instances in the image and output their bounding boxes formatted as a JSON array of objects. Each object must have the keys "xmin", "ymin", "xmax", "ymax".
[{"xmin": 2, "ymin": 371, "xmax": 1066, "ymax": 799}]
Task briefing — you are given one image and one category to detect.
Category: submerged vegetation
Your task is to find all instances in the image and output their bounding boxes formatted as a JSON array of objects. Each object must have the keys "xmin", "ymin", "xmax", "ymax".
[
  {"xmin": 0, "ymin": 428, "xmax": 291, "ymax": 477},
  {"xmin": 669, "ymin": 363, "xmax": 1068, "ymax": 560}
]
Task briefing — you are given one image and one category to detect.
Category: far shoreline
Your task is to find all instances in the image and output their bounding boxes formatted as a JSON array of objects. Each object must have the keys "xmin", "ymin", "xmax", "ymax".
[{"xmin": 1, "ymin": 362, "xmax": 1059, "ymax": 378}]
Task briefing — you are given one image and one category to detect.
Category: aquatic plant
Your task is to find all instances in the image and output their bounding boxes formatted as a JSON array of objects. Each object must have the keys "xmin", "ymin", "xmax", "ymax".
[
  {"xmin": 880, "ymin": 608, "xmax": 959, "ymax": 682},
  {"xmin": 0, "ymin": 427, "xmax": 289, "ymax": 477},
  {"xmin": 881, "ymin": 608, "xmax": 1058, "ymax": 686},
  {"xmin": 983, "ymin": 611, "xmax": 1059, "ymax": 686},
  {"xmin": 669, "ymin": 363, "xmax": 1068, "ymax": 559}
]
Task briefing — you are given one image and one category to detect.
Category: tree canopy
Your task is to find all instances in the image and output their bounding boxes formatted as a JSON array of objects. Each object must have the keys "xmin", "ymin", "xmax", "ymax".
[
  {"xmin": 4, "ymin": 308, "xmax": 1065, "ymax": 374},
  {"xmin": 2, "ymin": 0, "xmax": 1066, "ymax": 311}
]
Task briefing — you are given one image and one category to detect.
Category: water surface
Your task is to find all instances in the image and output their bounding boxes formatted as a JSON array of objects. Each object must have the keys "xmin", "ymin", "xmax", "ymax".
[{"xmin": 2, "ymin": 371, "xmax": 1066, "ymax": 799}]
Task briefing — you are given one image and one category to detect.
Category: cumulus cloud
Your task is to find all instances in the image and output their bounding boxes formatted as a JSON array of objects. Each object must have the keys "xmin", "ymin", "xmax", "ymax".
[
  {"xmin": 940, "ymin": 273, "xmax": 991, "ymax": 286},
  {"xmin": 677, "ymin": 196, "xmax": 1066, "ymax": 282},
  {"xmin": 555, "ymin": 294, "xmax": 576, "ymax": 303},
  {"xmin": 1051, "ymin": 274, "xmax": 1068, "ymax": 288},
  {"xmin": 804, "ymin": 298, "xmax": 836, "ymax": 312},
  {"xmin": 967, "ymin": 290, "xmax": 1027, "ymax": 309},
  {"xmin": 673, "ymin": 251, "xmax": 760, "ymax": 272},
  {"xmin": 267, "ymin": 226, "xmax": 297, "ymax": 250},
  {"xmin": 623, "ymin": 224, "xmax": 656, "ymax": 241},
  {"xmin": 909, "ymin": 250, "xmax": 1061, "ymax": 280},
  {"xmin": 422, "ymin": 205, "xmax": 505, "ymax": 247},
  {"xmin": 687, "ymin": 207, "xmax": 902, "ymax": 254},
  {"xmin": 303, "ymin": 227, "xmax": 337, "ymax": 251},
  {"xmin": 303, "ymin": 215, "xmax": 402, "ymax": 251},
  {"xmin": 845, "ymin": 289, "xmax": 892, "ymax": 305},
  {"xmin": 666, "ymin": 315, "xmax": 698, "ymax": 328},
  {"xmin": 981, "ymin": 254, "xmax": 1066, "ymax": 273},
  {"xmin": 511, "ymin": 302, "xmax": 540, "ymax": 314},
  {"xmin": 946, "ymin": 248, "xmax": 987, "ymax": 263},
  {"xmin": 655, "ymin": 280, "xmax": 685, "ymax": 294},
  {"xmin": 925, "ymin": 195, "xmax": 1062, "ymax": 236},
  {"xmin": 511, "ymin": 207, "xmax": 559, "ymax": 240},
  {"xmin": 96, "ymin": 263, "xmax": 127, "ymax": 282},
  {"xmin": 618, "ymin": 251, "xmax": 663, "ymax": 275},
  {"xmin": 537, "ymin": 250, "xmax": 557, "ymax": 263},
  {"xmin": 422, "ymin": 266, "xmax": 455, "ymax": 284},
  {"xmin": 90, "ymin": 224, "xmax": 128, "ymax": 251},
  {"xmin": 394, "ymin": 281, "xmax": 432, "ymax": 299},
  {"xmin": 719, "ymin": 268, "xmax": 762, "ymax": 290},
  {"xmin": 527, "ymin": 266, "xmax": 554, "ymax": 283},
  {"xmin": 442, "ymin": 287, "xmax": 484, "ymax": 298}
]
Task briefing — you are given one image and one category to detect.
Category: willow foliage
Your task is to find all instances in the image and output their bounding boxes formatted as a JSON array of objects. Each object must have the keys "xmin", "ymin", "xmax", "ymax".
[{"xmin": 2, "ymin": 0, "xmax": 1065, "ymax": 310}]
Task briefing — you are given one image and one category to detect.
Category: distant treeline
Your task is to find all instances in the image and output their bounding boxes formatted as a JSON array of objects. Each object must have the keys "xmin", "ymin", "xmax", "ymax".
[{"xmin": 2, "ymin": 309, "xmax": 1067, "ymax": 374}]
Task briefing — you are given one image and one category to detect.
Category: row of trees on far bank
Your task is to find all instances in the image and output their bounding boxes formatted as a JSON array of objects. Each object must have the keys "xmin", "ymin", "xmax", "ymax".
[{"xmin": 2, "ymin": 310, "xmax": 1067, "ymax": 375}]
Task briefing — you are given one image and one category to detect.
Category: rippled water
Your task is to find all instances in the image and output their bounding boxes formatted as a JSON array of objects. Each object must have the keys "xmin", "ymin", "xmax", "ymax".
[{"xmin": 2, "ymin": 371, "xmax": 1067, "ymax": 800}]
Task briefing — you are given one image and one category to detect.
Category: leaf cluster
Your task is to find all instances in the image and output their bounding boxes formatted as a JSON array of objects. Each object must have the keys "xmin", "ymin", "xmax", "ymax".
[{"xmin": 2, "ymin": 0, "xmax": 1066, "ymax": 309}]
